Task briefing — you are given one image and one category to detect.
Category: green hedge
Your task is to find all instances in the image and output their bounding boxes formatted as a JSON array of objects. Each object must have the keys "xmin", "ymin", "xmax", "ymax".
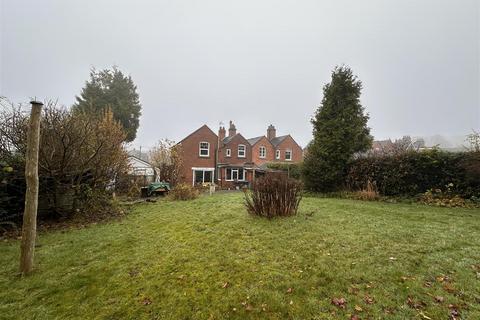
[
  {"xmin": 266, "ymin": 162, "xmax": 302, "ymax": 180},
  {"xmin": 345, "ymin": 150, "xmax": 480, "ymax": 198}
]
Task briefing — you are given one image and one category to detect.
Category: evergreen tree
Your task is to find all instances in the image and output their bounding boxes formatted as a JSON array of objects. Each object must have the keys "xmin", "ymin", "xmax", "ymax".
[
  {"xmin": 73, "ymin": 67, "xmax": 141, "ymax": 142},
  {"xmin": 303, "ymin": 66, "xmax": 372, "ymax": 191}
]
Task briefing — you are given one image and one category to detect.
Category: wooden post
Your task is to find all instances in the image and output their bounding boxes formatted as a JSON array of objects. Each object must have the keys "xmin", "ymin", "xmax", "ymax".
[{"xmin": 19, "ymin": 100, "xmax": 43, "ymax": 275}]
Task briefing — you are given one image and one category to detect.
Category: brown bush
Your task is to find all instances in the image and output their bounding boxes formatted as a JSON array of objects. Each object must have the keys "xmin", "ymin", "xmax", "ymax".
[
  {"xmin": 170, "ymin": 183, "xmax": 199, "ymax": 201},
  {"xmin": 244, "ymin": 174, "xmax": 303, "ymax": 218},
  {"xmin": 352, "ymin": 180, "xmax": 379, "ymax": 201}
]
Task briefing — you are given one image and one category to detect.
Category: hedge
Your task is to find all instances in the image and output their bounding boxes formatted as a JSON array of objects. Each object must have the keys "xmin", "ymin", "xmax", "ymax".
[
  {"xmin": 345, "ymin": 150, "xmax": 480, "ymax": 198},
  {"xmin": 266, "ymin": 162, "xmax": 302, "ymax": 180}
]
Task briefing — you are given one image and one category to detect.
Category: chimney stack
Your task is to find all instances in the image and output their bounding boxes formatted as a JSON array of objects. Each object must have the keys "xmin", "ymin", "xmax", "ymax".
[
  {"xmin": 228, "ymin": 120, "xmax": 236, "ymax": 137},
  {"xmin": 267, "ymin": 124, "xmax": 276, "ymax": 140},
  {"xmin": 218, "ymin": 126, "xmax": 226, "ymax": 141}
]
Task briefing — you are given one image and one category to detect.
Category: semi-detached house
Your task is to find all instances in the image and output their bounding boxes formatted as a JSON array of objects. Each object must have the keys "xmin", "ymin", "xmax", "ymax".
[{"xmin": 176, "ymin": 121, "xmax": 302, "ymax": 188}]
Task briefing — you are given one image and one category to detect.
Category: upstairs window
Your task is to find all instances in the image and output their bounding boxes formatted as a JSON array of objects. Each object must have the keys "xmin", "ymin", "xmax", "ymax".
[
  {"xmin": 259, "ymin": 146, "xmax": 266, "ymax": 158},
  {"xmin": 199, "ymin": 142, "xmax": 210, "ymax": 157},
  {"xmin": 285, "ymin": 149, "xmax": 292, "ymax": 161},
  {"xmin": 238, "ymin": 144, "xmax": 246, "ymax": 158},
  {"xmin": 226, "ymin": 148, "xmax": 231, "ymax": 157},
  {"xmin": 275, "ymin": 150, "xmax": 280, "ymax": 160}
]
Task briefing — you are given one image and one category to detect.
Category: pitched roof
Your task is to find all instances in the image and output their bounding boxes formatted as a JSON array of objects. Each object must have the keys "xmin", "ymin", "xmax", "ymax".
[
  {"xmin": 222, "ymin": 133, "xmax": 248, "ymax": 144},
  {"xmin": 247, "ymin": 136, "xmax": 264, "ymax": 146},
  {"xmin": 270, "ymin": 135, "xmax": 289, "ymax": 147},
  {"xmin": 222, "ymin": 135, "xmax": 235, "ymax": 144},
  {"xmin": 177, "ymin": 124, "xmax": 217, "ymax": 144},
  {"xmin": 127, "ymin": 155, "xmax": 153, "ymax": 167}
]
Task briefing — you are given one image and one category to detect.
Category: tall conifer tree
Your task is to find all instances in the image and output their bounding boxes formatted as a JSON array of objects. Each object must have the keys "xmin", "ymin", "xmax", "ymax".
[
  {"xmin": 74, "ymin": 67, "xmax": 141, "ymax": 142},
  {"xmin": 303, "ymin": 66, "xmax": 372, "ymax": 191}
]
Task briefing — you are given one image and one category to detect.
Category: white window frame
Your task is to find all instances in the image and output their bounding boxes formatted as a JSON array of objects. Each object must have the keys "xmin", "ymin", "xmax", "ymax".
[
  {"xmin": 225, "ymin": 168, "xmax": 245, "ymax": 181},
  {"xmin": 259, "ymin": 146, "xmax": 266, "ymax": 158},
  {"xmin": 226, "ymin": 148, "xmax": 231, "ymax": 157},
  {"xmin": 285, "ymin": 149, "xmax": 292, "ymax": 161},
  {"xmin": 275, "ymin": 150, "xmax": 280, "ymax": 160},
  {"xmin": 199, "ymin": 141, "xmax": 210, "ymax": 157},
  {"xmin": 192, "ymin": 167, "xmax": 214, "ymax": 185},
  {"xmin": 238, "ymin": 144, "xmax": 246, "ymax": 158}
]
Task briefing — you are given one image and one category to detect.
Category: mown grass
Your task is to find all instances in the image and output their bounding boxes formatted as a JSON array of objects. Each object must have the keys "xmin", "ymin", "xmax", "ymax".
[{"xmin": 0, "ymin": 192, "xmax": 479, "ymax": 319}]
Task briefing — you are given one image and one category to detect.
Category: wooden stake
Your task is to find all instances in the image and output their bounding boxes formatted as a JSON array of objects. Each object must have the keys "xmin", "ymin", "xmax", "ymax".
[{"xmin": 19, "ymin": 101, "xmax": 43, "ymax": 275}]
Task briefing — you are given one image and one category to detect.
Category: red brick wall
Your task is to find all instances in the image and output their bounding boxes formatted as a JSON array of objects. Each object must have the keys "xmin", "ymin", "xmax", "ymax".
[
  {"xmin": 274, "ymin": 135, "xmax": 303, "ymax": 163},
  {"xmin": 251, "ymin": 136, "xmax": 275, "ymax": 165},
  {"xmin": 177, "ymin": 125, "xmax": 218, "ymax": 185},
  {"xmin": 218, "ymin": 134, "xmax": 252, "ymax": 165}
]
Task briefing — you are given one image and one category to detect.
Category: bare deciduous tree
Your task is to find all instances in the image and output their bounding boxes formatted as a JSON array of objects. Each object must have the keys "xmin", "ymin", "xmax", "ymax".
[{"xmin": 149, "ymin": 139, "xmax": 183, "ymax": 185}]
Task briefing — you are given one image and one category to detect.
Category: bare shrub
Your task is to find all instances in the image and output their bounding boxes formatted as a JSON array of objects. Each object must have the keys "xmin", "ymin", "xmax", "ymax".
[
  {"xmin": 169, "ymin": 183, "xmax": 199, "ymax": 201},
  {"xmin": 244, "ymin": 174, "xmax": 303, "ymax": 218},
  {"xmin": 0, "ymin": 99, "xmax": 129, "ymax": 220}
]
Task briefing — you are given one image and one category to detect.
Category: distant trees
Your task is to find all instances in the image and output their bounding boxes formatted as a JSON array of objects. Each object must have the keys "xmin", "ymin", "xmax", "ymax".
[
  {"xmin": 303, "ymin": 66, "xmax": 372, "ymax": 192},
  {"xmin": 466, "ymin": 130, "xmax": 480, "ymax": 152},
  {"xmin": 73, "ymin": 67, "xmax": 142, "ymax": 142}
]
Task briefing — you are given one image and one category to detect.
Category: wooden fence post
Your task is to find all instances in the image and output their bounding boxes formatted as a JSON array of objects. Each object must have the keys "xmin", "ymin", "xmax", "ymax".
[{"xmin": 19, "ymin": 100, "xmax": 43, "ymax": 275}]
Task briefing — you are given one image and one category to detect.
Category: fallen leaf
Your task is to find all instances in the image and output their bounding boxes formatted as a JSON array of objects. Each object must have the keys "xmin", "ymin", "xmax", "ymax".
[
  {"xmin": 406, "ymin": 296, "xmax": 426, "ymax": 310},
  {"xmin": 331, "ymin": 297, "xmax": 347, "ymax": 308},
  {"xmin": 350, "ymin": 315, "xmax": 360, "ymax": 320},
  {"xmin": 419, "ymin": 311, "xmax": 432, "ymax": 319},
  {"xmin": 443, "ymin": 283, "xmax": 456, "ymax": 293},
  {"xmin": 354, "ymin": 305, "xmax": 363, "ymax": 312},
  {"xmin": 434, "ymin": 296, "xmax": 444, "ymax": 303},
  {"xmin": 449, "ymin": 307, "xmax": 460, "ymax": 320},
  {"xmin": 364, "ymin": 295, "xmax": 374, "ymax": 304}
]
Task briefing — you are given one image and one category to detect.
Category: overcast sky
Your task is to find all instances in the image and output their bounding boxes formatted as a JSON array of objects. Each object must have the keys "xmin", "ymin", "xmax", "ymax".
[{"xmin": 1, "ymin": 0, "xmax": 479, "ymax": 149}]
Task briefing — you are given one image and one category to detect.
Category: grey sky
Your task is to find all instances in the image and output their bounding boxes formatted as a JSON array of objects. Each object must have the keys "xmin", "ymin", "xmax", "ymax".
[{"xmin": 1, "ymin": 0, "xmax": 479, "ymax": 149}]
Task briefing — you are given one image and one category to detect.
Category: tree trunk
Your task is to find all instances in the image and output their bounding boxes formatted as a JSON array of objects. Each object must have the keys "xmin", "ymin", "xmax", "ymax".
[{"xmin": 19, "ymin": 101, "xmax": 42, "ymax": 275}]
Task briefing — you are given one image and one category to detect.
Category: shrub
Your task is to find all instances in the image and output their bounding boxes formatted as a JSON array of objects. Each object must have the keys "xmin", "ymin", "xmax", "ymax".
[
  {"xmin": 0, "ymin": 99, "xmax": 128, "ymax": 221},
  {"xmin": 266, "ymin": 162, "xmax": 302, "ymax": 180},
  {"xmin": 419, "ymin": 187, "xmax": 467, "ymax": 208},
  {"xmin": 170, "ymin": 183, "xmax": 199, "ymax": 201},
  {"xmin": 346, "ymin": 149, "xmax": 480, "ymax": 198},
  {"xmin": 352, "ymin": 180, "xmax": 379, "ymax": 201},
  {"xmin": 244, "ymin": 174, "xmax": 303, "ymax": 218}
]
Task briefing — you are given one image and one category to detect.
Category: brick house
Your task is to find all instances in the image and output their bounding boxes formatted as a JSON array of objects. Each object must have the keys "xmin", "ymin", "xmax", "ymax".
[{"xmin": 176, "ymin": 121, "xmax": 303, "ymax": 188}]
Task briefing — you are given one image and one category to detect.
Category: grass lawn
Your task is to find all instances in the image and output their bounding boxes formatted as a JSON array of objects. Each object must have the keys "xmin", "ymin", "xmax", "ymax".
[{"xmin": 1, "ymin": 193, "xmax": 479, "ymax": 319}]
